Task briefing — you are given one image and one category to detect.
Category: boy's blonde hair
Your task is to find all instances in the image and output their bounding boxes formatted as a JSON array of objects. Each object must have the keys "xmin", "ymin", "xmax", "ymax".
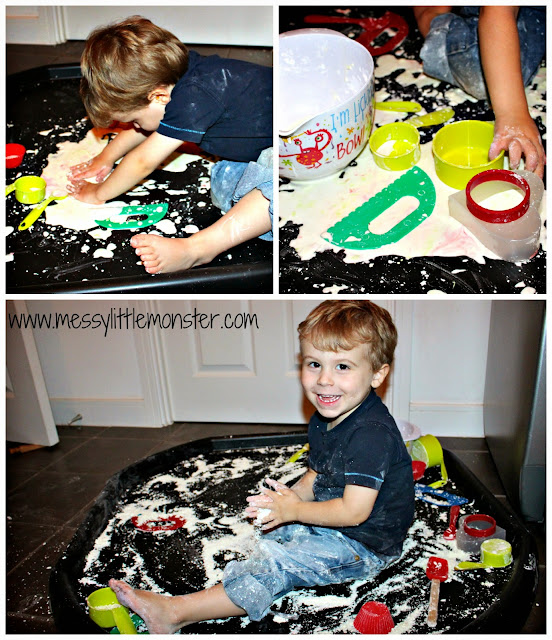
[
  {"xmin": 298, "ymin": 301, "xmax": 398, "ymax": 371},
  {"xmin": 80, "ymin": 16, "xmax": 189, "ymax": 127}
]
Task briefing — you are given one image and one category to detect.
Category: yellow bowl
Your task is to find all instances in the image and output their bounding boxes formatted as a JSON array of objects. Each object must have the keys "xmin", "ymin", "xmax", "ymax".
[
  {"xmin": 369, "ymin": 122, "xmax": 421, "ymax": 171},
  {"xmin": 432, "ymin": 120, "xmax": 505, "ymax": 189}
]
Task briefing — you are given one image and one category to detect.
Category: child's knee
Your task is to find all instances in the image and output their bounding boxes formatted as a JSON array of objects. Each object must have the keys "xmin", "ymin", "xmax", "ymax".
[
  {"xmin": 210, "ymin": 160, "xmax": 247, "ymax": 213},
  {"xmin": 420, "ymin": 11, "xmax": 488, "ymax": 100}
]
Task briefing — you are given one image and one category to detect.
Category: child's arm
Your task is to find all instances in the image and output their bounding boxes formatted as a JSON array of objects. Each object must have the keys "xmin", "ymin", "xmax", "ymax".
[
  {"xmin": 290, "ymin": 468, "xmax": 317, "ymax": 502},
  {"xmin": 479, "ymin": 6, "xmax": 545, "ymax": 178},
  {"xmin": 67, "ymin": 131, "xmax": 183, "ymax": 204},
  {"xmin": 412, "ymin": 6, "xmax": 452, "ymax": 38},
  {"xmin": 250, "ymin": 478, "xmax": 378, "ymax": 530}
]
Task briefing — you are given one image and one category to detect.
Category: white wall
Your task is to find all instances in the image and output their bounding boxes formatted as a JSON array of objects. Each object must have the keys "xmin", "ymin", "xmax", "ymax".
[
  {"xmin": 25, "ymin": 300, "xmax": 491, "ymax": 437},
  {"xmin": 409, "ymin": 301, "xmax": 491, "ymax": 437},
  {"xmin": 6, "ymin": 6, "xmax": 273, "ymax": 46}
]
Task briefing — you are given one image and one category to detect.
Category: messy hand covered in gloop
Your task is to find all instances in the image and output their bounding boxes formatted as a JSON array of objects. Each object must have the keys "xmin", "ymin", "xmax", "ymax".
[
  {"xmin": 489, "ymin": 114, "xmax": 546, "ymax": 179},
  {"xmin": 245, "ymin": 477, "xmax": 302, "ymax": 530}
]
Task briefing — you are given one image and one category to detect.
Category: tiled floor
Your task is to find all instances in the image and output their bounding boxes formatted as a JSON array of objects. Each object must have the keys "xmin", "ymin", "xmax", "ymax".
[{"xmin": 6, "ymin": 425, "xmax": 545, "ymax": 633}]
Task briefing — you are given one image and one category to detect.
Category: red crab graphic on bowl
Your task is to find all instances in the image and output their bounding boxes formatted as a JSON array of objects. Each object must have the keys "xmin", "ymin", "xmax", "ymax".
[{"xmin": 280, "ymin": 129, "xmax": 332, "ymax": 169}]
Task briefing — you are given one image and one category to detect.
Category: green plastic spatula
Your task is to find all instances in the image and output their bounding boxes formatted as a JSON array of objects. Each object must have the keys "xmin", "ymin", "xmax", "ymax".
[
  {"xmin": 95, "ymin": 203, "xmax": 169, "ymax": 229},
  {"xmin": 323, "ymin": 166, "xmax": 436, "ymax": 250}
]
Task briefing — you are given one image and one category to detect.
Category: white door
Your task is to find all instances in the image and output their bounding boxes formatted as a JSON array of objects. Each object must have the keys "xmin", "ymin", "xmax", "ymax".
[
  {"xmin": 6, "ymin": 6, "xmax": 66, "ymax": 45},
  {"xmin": 160, "ymin": 300, "xmax": 411, "ymax": 425},
  {"xmin": 6, "ymin": 301, "xmax": 59, "ymax": 446}
]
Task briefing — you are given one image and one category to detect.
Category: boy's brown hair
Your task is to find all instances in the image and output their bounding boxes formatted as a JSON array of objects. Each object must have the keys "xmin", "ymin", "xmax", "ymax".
[
  {"xmin": 298, "ymin": 301, "xmax": 398, "ymax": 371},
  {"xmin": 80, "ymin": 16, "xmax": 189, "ymax": 127}
]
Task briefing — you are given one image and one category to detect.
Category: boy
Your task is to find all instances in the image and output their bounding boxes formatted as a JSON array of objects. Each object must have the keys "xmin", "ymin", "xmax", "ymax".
[
  {"xmin": 414, "ymin": 6, "xmax": 545, "ymax": 178},
  {"xmin": 67, "ymin": 16, "xmax": 273, "ymax": 274},
  {"xmin": 108, "ymin": 301, "xmax": 415, "ymax": 633}
]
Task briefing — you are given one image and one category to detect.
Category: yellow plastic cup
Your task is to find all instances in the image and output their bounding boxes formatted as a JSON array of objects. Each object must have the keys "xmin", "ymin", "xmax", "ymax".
[
  {"xmin": 410, "ymin": 434, "xmax": 448, "ymax": 488},
  {"xmin": 432, "ymin": 120, "xmax": 505, "ymax": 189},
  {"xmin": 456, "ymin": 538, "xmax": 513, "ymax": 570},
  {"xmin": 480, "ymin": 538, "xmax": 513, "ymax": 567},
  {"xmin": 5, "ymin": 176, "xmax": 46, "ymax": 204},
  {"xmin": 369, "ymin": 122, "xmax": 421, "ymax": 171},
  {"xmin": 87, "ymin": 587, "xmax": 137, "ymax": 634}
]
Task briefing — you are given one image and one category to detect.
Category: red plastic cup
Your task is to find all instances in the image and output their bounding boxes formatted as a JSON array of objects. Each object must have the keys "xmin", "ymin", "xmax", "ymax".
[
  {"xmin": 6, "ymin": 143, "xmax": 26, "ymax": 169},
  {"xmin": 354, "ymin": 601, "xmax": 394, "ymax": 634},
  {"xmin": 412, "ymin": 460, "xmax": 427, "ymax": 481}
]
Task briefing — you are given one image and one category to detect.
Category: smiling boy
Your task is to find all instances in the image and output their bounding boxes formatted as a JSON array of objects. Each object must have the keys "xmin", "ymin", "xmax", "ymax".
[{"xmin": 108, "ymin": 301, "xmax": 414, "ymax": 633}]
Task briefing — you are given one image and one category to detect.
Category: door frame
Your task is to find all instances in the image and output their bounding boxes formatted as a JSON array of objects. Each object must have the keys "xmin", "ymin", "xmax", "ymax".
[{"xmin": 6, "ymin": 300, "xmax": 59, "ymax": 445}]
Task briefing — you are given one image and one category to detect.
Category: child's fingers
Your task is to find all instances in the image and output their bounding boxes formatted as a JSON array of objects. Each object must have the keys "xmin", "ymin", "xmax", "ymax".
[
  {"xmin": 95, "ymin": 169, "xmax": 109, "ymax": 183},
  {"xmin": 507, "ymin": 139, "xmax": 523, "ymax": 170},
  {"xmin": 488, "ymin": 138, "xmax": 507, "ymax": 161},
  {"xmin": 246, "ymin": 493, "xmax": 272, "ymax": 502},
  {"xmin": 68, "ymin": 161, "xmax": 93, "ymax": 179},
  {"xmin": 66, "ymin": 181, "xmax": 83, "ymax": 195},
  {"xmin": 519, "ymin": 140, "xmax": 542, "ymax": 175},
  {"xmin": 247, "ymin": 495, "xmax": 273, "ymax": 507},
  {"xmin": 265, "ymin": 477, "xmax": 288, "ymax": 493},
  {"xmin": 69, "ymin": 161, "xmax": 90, "ymax": 173}
]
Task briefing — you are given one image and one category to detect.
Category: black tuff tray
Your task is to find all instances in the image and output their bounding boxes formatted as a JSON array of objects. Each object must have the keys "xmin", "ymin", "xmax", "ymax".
[
  {"xmin": 6, "ymin": 65, "xmax": 272, "ymax": 294},
  {"xmin": 50, "ymin": 434, "xmax": 538, "ymax": 634}
]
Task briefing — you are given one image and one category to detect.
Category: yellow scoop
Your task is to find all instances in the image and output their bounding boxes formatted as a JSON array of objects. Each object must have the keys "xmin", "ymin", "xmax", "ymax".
[
  {"xmin": 287, "ymin": 443, "xmax": 309, "ymax": 464},
  {"xmin": 87, "ymin": 587, "xmax": 137, "ymax": 634},
  {"xmin": 407, "ymin": 108, "xmax": 455, "ymax": 128},
  {"xmin": 375, "ymin": 101, "xmax": 422, "ymax": 113},
  {"xmin": 19, "ymin": 194, "xmax": 68, "ymax": 231},
  {"xmin": 456, "ymin": 538, "xmax": 513, "ymax": 570}
]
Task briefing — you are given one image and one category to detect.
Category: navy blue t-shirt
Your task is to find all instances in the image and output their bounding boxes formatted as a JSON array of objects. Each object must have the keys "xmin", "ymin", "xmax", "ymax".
[
  {"xmin": 157, "ymin": 50, "xmax": 272, "ymax": 162},
  {"xmin": 308, "ymin": 388, "xmax": 415, "ymax": 557}
]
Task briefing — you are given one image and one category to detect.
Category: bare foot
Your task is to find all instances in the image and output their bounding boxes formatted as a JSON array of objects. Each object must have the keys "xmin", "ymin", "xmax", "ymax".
[
  {"xmin": 130, "ymin": 233, "xmax": 213, "ymax": 274},
  {"xmin": 109, "ymin": 579, "xmax": 184, "ymax": 634}
]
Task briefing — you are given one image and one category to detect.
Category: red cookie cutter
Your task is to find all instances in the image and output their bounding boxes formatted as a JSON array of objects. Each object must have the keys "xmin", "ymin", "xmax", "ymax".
[
  {"xmin": 466, "ymin": 169, "xmax": 530, "ymax": 224},
  {"xmin": 131, "ymin": 516, "xmax": 187, "ymax": 532},
  {"xmin": 463, "ymin": 513, "xmax": 497, "ymax": 538},
  {"xmin": 304, "ymin": 12, "xmax": 409, "ymax": 56}
]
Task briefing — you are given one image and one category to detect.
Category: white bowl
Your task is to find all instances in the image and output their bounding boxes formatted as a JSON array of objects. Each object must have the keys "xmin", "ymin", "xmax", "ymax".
[
  {"xmin": 395, "ymin": 419, "xmax": 422, "ymax": 451},
  {"xmin": 279, "ymin": 29, "xmax": 375, "ymax": 181}
]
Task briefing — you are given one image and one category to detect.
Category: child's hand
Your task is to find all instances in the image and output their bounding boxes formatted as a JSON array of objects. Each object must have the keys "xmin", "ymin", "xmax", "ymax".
[
  {"xmin": 246, "ymin": 478, "xmax": 302, "ymax": 530},
  {"xmin": 66, "ymin": 180, "xmax": 106, "ymax": 205},
  {"xmin": 244, "ymin": 493, "xmax": 272, "ymax": 522},
  {"xmin": 68, "ymin": 156, "xmax": 113, "ymax": 184},
  {"xmin": 489, "ymin": 113, "xmax": 546, "ymax": 179}
]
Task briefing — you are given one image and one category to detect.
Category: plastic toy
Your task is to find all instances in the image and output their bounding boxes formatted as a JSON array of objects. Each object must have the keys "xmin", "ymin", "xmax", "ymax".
[{"xmin": 323, "ymin": 166, "xmax": 436, "ymax": 250}]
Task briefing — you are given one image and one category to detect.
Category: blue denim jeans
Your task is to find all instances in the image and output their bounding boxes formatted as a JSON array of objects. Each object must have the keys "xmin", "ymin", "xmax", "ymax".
[
  {"xmin": 222, "ymin": 524, "xmax": 399, "ymax": 621},
  {"xmin": 420, "ymin": 7, "xmax": 546, "ymax": 100},
  {"xmin": 210, "ymin": 147, "xmax": 273, "ymax": 241}
]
